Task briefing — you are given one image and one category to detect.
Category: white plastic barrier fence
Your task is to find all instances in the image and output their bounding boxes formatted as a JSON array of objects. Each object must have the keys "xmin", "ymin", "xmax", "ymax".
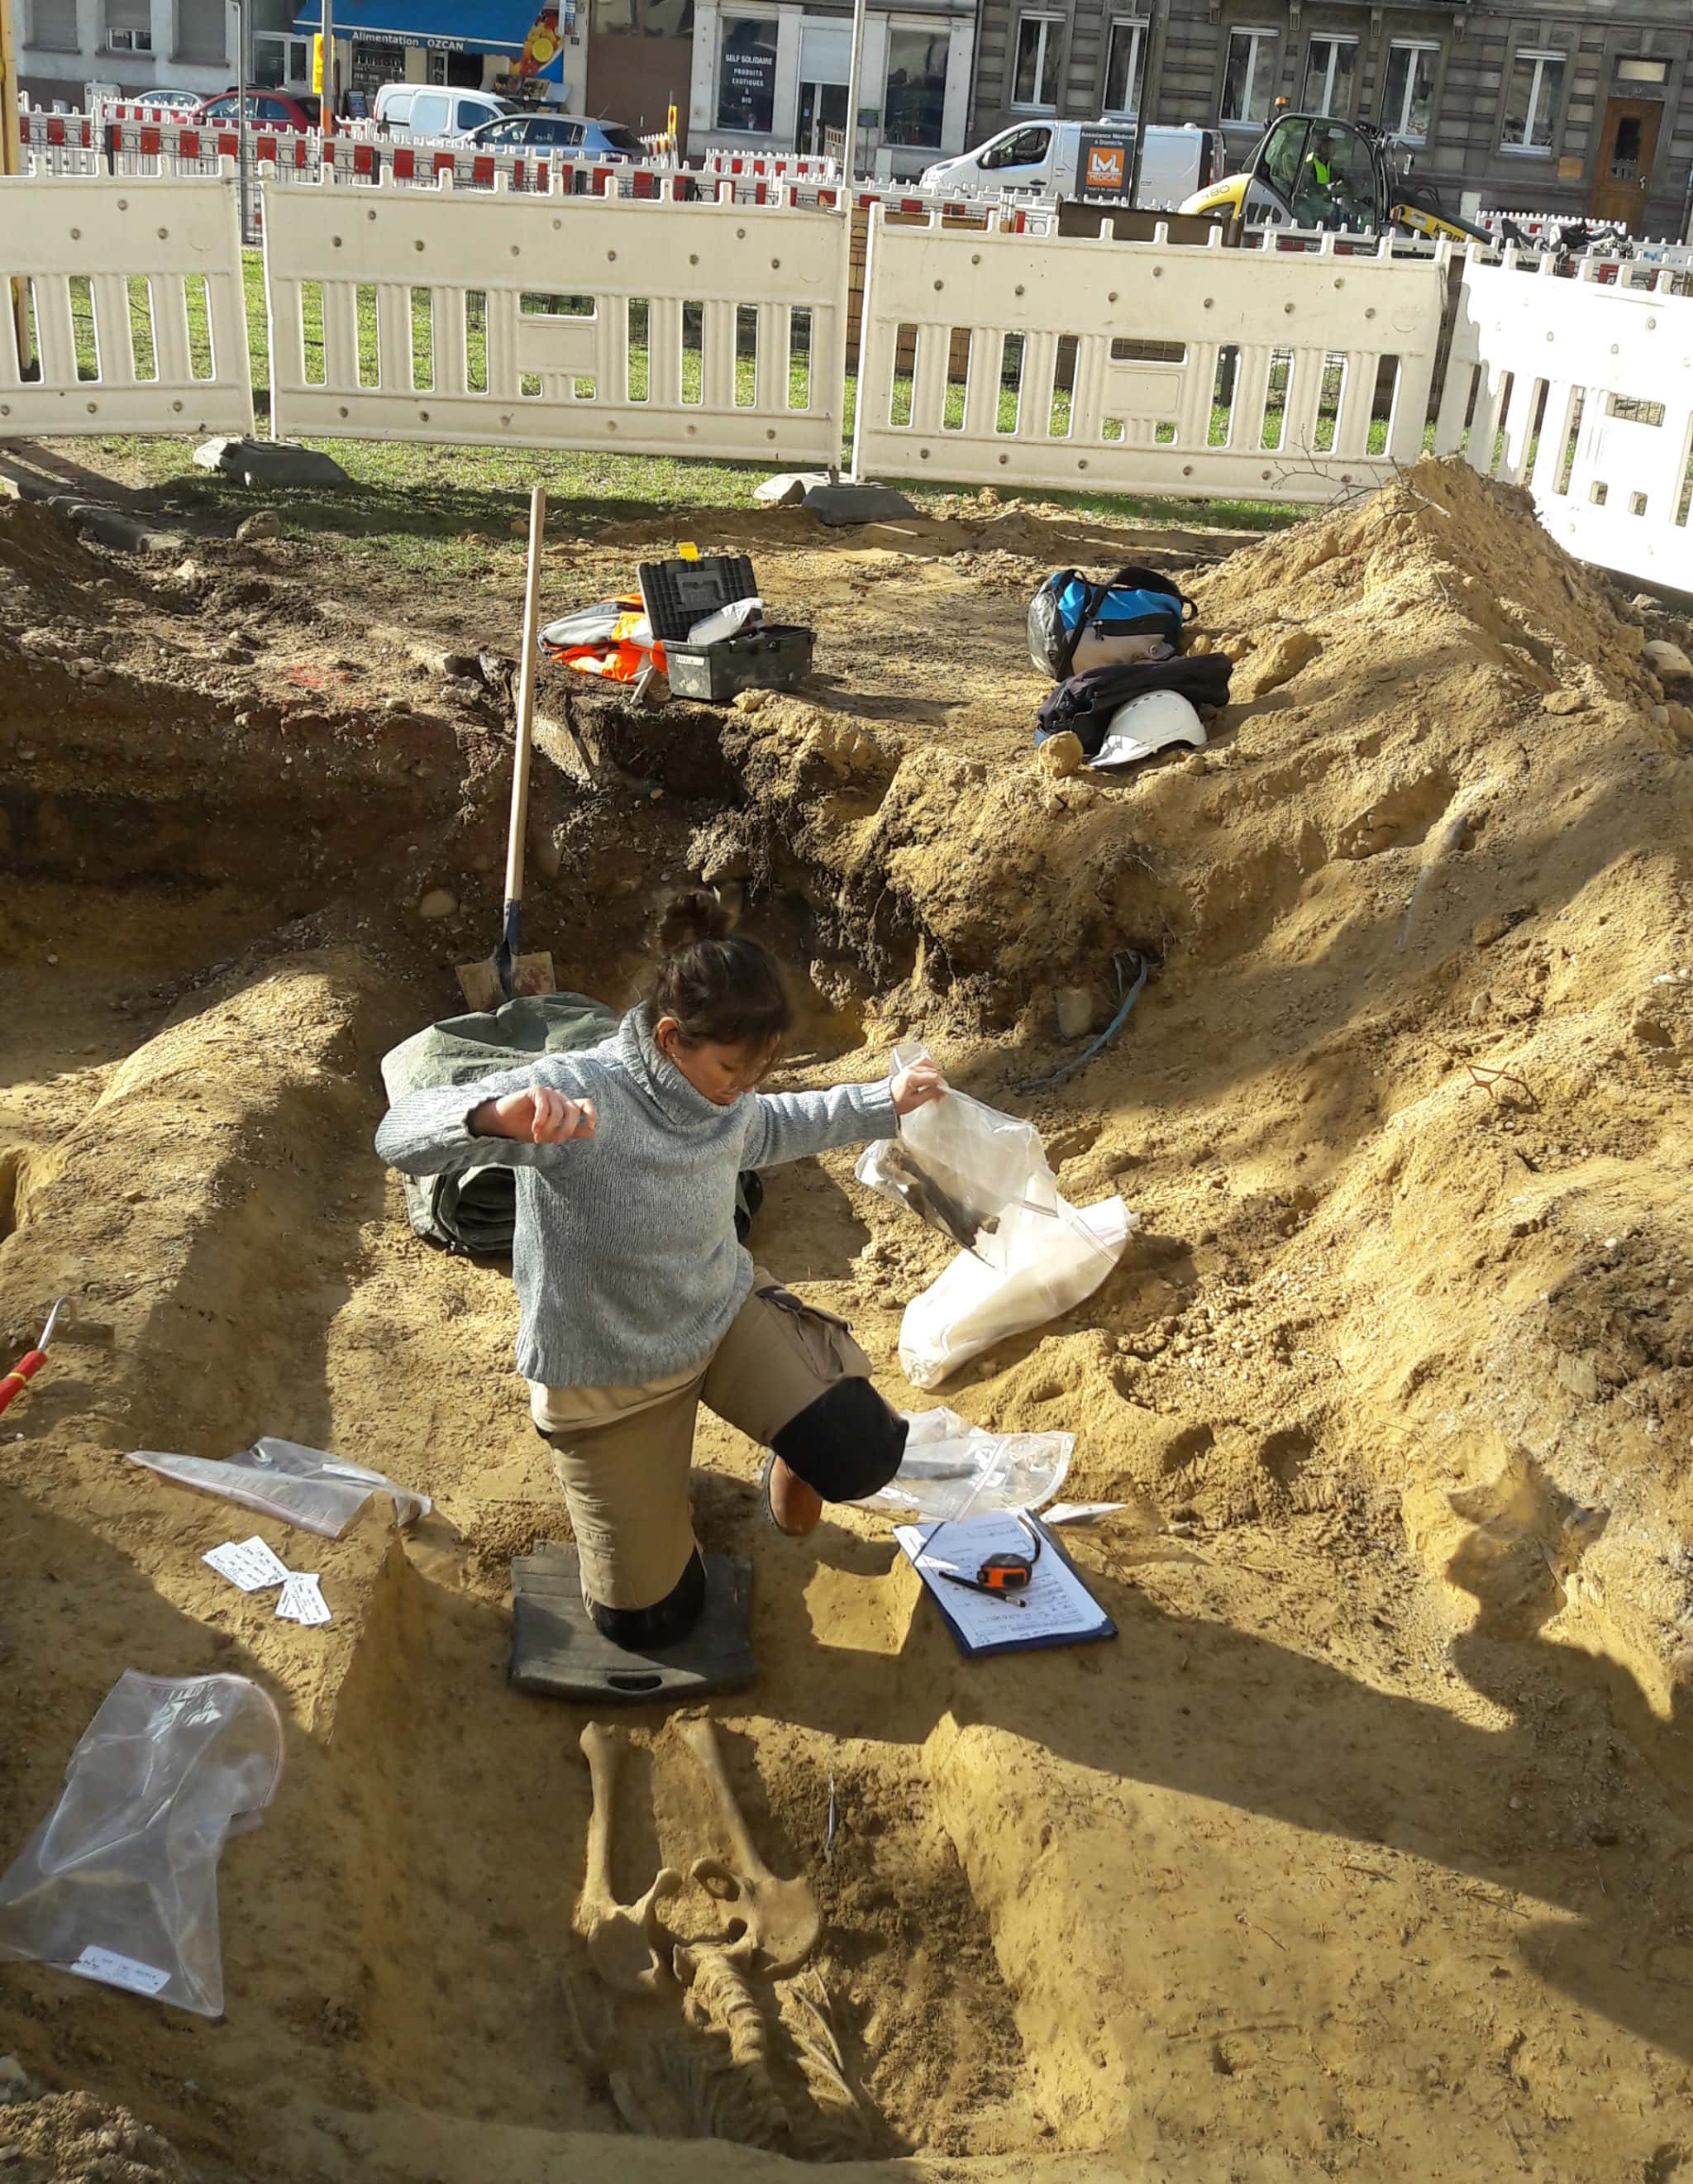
[
  {"xmin": 852, "ymin": 210, "xmax": 1447, "ymax": 502},
  {"xmin": 17, "ymin": 113, "xmax": 1061, "ymax": 230},
  {"xmin": 262, "ymin": 173, "xmax": 849, "ymax": 463},
  {"xmin": 114, "ymin": 118, "xmax": 316, "ymax": 177},
  {"xmin": 702, "ymin": 149, "xmax": 840, "ymax": 182},
  {"xmin": 1474, "ymin": 207, "xmax": 1693, "ymax": 282},
  {"xmin": 0, "ymin": 174, "xmax": 253, "ymax": 436},
  {"xmin": 92, "ymin": 98, "xmax": 202, "ymax": 122},
  {"xmin": 24, "ymin": 141, "xmax": 107, "ymax": 176},
  {"xmin": 21, "ymin": 111, "xmax": 97, "ymax": 153},
  {"xmin": 1437, "ymin": 250, "xmax": 1693, "ymax": 589}
]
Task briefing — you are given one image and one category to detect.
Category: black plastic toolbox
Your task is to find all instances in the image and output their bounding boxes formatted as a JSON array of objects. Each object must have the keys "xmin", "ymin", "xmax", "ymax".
[
  {"xmin": 637, "ymin": 553, "xmax": 815, "ymax": 703},
  {"xmin": 663, "ymin": 626, "xmax": 815, "ymax": 701}
]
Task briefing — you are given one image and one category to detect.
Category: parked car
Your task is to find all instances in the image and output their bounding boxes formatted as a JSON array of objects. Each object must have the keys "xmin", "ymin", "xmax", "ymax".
[
  {"xmin": 126, "ymin": 85, "xmax": 204, "ymax": 112},
  {"xmin": 921, "ymin": 119, "xmax": 1218, "ymax": 209},
  {"xmin": 193, "ymin": 89, "xmax": 321, "ymax": 131},
  {"xmin": 465, "ymin": 113, "xmax": 643, "ymax": 160},
  {"xmin": 373, "ymin": 83, "xmax": 522, "ymax": 143}
]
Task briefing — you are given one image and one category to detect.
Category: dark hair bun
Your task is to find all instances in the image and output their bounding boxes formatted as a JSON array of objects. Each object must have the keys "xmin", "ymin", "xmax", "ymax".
[{"xmin": 659, "ymin": 887, "xmax": 733, "ymax": 955}]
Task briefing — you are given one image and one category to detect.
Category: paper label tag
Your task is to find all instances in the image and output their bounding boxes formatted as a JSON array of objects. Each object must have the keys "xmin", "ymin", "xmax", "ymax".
[
  {"xmin": 275, "ymin": 1573, "xmax": 331, "ymax": 1627},
  {"xmin": 204, "ymin": 1536, "xmax": 291, "ymax": 1592},
  {"xmin": 1044, "ymin": 1502, "xmax": 1127, "ymax": 1526},
  {"xmin": 67, "ymin": 1945, "xmax": 172, "ymax": 1997}
]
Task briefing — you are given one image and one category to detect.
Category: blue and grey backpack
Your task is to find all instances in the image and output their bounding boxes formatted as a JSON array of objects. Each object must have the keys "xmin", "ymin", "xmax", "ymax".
[{"xmin": 1027, "ymin": 565, "xmax": 1196, "ymax": 680}]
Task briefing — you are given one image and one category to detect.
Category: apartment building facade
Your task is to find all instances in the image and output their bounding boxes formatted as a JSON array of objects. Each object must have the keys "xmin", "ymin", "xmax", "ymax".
[
  {"xmin": 686, "ymin": 0, "xmax": 977, "ymax": 175},
  {"xmin": 969, "ymin": 2, "xmax": 1693, "ymax": 236}
]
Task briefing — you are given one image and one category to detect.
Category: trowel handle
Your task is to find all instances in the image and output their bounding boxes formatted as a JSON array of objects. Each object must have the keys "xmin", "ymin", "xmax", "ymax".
[
  {"xmin": 0, "ymin": 1347, "xmax": 47, "ymax": 1418},
  {"xmin": 505, "ymin": 484, "xmax": 547, "ymax": 910}
]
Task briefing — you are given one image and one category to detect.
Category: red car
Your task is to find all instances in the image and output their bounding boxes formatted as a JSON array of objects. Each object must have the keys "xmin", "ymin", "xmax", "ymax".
[{"xmin": 193, "ymin": 89, "xmax": 322, "ymax": 131}]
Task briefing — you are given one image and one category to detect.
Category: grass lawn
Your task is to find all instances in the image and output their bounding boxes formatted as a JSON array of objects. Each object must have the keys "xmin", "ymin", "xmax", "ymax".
[{"xmin": 50, "ymin": 249, "xmax": 1366, "ymax": 575}]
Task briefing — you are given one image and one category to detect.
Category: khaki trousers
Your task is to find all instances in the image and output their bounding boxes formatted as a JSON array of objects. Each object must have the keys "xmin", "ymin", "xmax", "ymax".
[{"xmin": 535, "ymin": 1271, "xmax": 872, "ymax": 1612}]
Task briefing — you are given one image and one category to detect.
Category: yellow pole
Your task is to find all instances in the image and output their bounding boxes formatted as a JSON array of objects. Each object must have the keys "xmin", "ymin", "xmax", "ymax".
[
  {"xmin": 0, "ymin": 0, "xmax": 21, "ymax": 177},
  {"xmin": 2, "ymin": 0, "xmax": 29, "ymax": 367}
]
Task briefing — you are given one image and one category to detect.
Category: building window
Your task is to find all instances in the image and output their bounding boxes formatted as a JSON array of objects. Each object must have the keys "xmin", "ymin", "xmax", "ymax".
[
  {"xmin": 1222, "ymin": 28, "xmax": 1277, "ymax": 126},
  {"xmin": 174, "ymin": 0, "xmax": 227, "ymax": 63},
  {"xmin": 1102, "ymin": 17, "xmax": 1146, "ymax": 117},
  {"xmin": 717, "ymin": 16, "xmax": 778, "ymax": 132},
  {"xmin": 1301, "ymin": 35, "xmax": 1354, "ymax": 117},
  {"xmin": 255, "ymin": 31, "xmax": 312, "ymax": 87},
  {"xmin": 641, "ymin": 0, "xmax": 694, "ymax": 36},
  {"xmin": 1501, "ymin": 50, "xmax": 1563, "ymax": 154},
  {"xmin": 349, "ymin": 33, "xmax": 403, "ymax": 93},
  {"xmin": 1382, "ymin": 42, "xmax": 1438, "ymax": 142},
  {"xmin": 104, "ymin": 0, "xmax": 150, "ymax": 48},
  {"xmin": 1012, "ymin": 14, "xmax": 1061, "ymax": 111},
  {"xmin": 885, "ymin": 27, "xmax": 947, "ymax": 149},
  {"xmin": 1616, "ymin": 57, "xmax": 1669, "ymax": 87},
  {"xmin": 30, "ymin": 0, "xmax": 77, "ymax": 46}
]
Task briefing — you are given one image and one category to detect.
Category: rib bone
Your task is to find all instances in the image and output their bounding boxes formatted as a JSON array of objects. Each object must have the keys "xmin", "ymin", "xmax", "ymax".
[
  {"xmin": 680, "ymin": 1717, "xmax": 820, "ymax": 1978},
  {"xmin": 577, "ymin": 1721, "xmax": 682, "ymax": 1995}
]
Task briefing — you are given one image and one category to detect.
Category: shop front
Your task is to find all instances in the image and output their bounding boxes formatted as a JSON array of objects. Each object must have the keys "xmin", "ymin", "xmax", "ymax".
[
  {"xmin": 689, "ymin": 0, "xmax": 974, "ymax": 176},
  {"xmin": 289, "ymin": 0, "xmax": 584, "ymax": 112}
]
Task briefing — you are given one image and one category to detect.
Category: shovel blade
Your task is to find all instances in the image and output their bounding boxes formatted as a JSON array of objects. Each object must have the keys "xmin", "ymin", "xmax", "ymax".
[
  {"xmin": 508, "ymin": 950, "xmax": 556, "ymax": 998},
  {"xmin": 455, "ymin": 957, "xmax": 506, "ymax": 1013},
  {"xmin": 455, "ymin": 950, "xmax": 556, "ymax": 1013}
]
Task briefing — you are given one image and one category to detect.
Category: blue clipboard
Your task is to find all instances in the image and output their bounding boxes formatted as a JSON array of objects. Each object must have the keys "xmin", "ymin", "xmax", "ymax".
[{"xmin": 897, "ymin": 1511, "xmax": 1118, "ymax": 1661}]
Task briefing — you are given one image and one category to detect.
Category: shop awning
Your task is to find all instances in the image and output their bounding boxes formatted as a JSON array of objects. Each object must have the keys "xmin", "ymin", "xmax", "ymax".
[{"xmin": 289, "ymin": 0, "xmax": 541, "ymax": 55}]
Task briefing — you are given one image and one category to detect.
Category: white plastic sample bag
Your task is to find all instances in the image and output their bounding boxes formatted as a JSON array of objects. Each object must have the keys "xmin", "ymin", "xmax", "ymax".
[
  {"xmin": 126, "ymin": 1437, "xmax": 430, "ymax": 1540},
  {"xmin": 0, "ymin": 1672, "xmax": 284, "ymax": 2016},
  {"xmin": 900, "ymin": 1196, "xmax": 1136, "ymax": 1390},
  {"xmin": 856, "ymin": 1405, "xmax": 1073, "ymax": 1522},
  {"xmin": 858, "ymin": 1047, "xmax": 1137, "ymax": 1387},
  {"xmin": 857, "ymin": 1047, "xmax": 1056, "ymax": 1258}
]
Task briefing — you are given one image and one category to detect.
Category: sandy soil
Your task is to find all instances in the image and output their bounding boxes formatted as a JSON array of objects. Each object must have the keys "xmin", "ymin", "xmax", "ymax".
[{"xmin": 2, "ymin": 460, "xmax": 1693, "ymax": 2182}]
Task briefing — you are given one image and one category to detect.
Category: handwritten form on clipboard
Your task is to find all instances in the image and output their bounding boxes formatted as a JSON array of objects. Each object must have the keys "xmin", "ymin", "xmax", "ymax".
[{"xmin": 894, "ymin": 1512, "xmax": 1115, "ymax": 1658}]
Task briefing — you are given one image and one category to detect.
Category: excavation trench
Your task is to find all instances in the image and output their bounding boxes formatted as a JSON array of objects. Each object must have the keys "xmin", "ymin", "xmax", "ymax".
[
  {"xmin": 3, "ymin": 472, "xmax": 1693, "ymax": 2182},
  {"xmin": 0, "ymin": 576, "xmax": 1098, "ymax": 2169}
]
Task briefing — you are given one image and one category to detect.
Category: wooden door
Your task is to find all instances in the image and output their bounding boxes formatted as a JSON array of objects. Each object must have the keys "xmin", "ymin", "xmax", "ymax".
[{"xmin": 1589, "ymin": 98, "xmax": 1661, "ymax": 231}]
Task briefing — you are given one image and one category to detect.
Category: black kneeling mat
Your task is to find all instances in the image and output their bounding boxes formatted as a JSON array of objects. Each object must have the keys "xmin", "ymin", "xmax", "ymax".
[{"xmin": 509, "ymin": 1545, "xmax": 755, "ymax": 1703}]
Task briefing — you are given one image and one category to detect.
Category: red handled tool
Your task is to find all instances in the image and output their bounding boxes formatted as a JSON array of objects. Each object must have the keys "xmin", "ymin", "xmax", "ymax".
[{"xmin": 0, "ymin": 1299, "xmax": 64, "ymax": 1419}]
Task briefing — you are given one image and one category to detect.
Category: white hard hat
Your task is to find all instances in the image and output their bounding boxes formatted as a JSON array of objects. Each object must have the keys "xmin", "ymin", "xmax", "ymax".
[{"xmin": 1092, "ymin": 689, "xmax": 1207, "ymax": 769}]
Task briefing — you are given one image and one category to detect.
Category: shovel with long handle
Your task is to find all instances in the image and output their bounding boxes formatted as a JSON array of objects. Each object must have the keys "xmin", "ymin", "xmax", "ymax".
[{"xmin": 458, "ymin": 484, "xmax": 557, "ymax": 1011}]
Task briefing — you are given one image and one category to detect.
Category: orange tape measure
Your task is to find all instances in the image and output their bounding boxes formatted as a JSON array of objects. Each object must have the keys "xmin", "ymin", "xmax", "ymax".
[{"xmin": 933, "ymin": 1513, "xmax": 1043, "ymax": 1607}]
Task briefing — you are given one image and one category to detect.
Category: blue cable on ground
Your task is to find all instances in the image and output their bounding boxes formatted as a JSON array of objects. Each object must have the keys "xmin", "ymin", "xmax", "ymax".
[{"xmin": 1018, "ymin": 951, "xmax": 1150, "ymax": 1094}]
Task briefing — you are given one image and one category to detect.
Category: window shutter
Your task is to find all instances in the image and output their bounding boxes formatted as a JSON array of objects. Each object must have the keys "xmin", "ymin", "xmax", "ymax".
[
  {"xmin": 175, "ymin": 0, "xmax": 227, "ymax": 63},
  {"xmin": 30, "ymin": 0, "xmax": 79, "ymax": 51},
  {"xmin": 106, "ymin": 0, "xmax": 150, "ymax": 32}
]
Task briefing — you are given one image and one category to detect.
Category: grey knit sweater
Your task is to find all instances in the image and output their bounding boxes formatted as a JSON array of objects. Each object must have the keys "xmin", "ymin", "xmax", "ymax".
[{"xmin": 374, "ymin": 1004, "xmax": 899, "ymax": 1389}]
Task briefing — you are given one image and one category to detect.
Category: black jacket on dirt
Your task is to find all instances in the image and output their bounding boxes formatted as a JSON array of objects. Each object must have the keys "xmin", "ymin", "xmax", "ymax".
[{"xmin": 1036, "ymin": 654, "xmax": 1234, "ymax": 759}]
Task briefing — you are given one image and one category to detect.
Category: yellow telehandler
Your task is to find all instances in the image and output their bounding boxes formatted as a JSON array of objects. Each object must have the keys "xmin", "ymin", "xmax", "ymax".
[{"xmin": 1180, "ymin": 110, "xmax": 1494, "ymax": 245}]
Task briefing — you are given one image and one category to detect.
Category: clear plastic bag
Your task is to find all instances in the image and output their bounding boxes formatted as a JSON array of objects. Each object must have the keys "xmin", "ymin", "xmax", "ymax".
[
  {"xmin": 899, "ymin": 1195, "xmax": 1136, "ymax": 1390},
  {"xmin": 856, "ymin": 1044, "xmax": 1055, "ymax": 1258},
  {"xmin": 854, "ymin": 1405, "xmax": 1073, "ymax": 1521},
  {"xmin": 126, "ymin": 1437, "xmax": 430, "ymax": 1540},
  {"xmin": 0, "ymin": 1671, "xmax": 284, "ymax": 2017}
]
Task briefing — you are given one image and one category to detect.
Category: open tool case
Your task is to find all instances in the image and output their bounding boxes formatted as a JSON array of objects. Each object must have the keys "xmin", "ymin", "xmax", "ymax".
[{"xmin": 638, "ymin": 553, "xmax": 814, "ymax": 703}]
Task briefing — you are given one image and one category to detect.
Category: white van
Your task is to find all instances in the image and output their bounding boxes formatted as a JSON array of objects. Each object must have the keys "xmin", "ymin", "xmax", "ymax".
[
  {"xmin": 374, "ymin": 83, "xmax": 523, "ymax": 143},
  {"xmin": 920, "ymin": 120, "xmax": 1218, "ymax": 209}
]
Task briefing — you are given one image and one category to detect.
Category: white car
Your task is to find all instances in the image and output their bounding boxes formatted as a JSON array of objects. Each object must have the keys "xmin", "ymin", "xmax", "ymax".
[{"xmin": 374, "ymin": 83, "xmax": 523, "ymax": 144}]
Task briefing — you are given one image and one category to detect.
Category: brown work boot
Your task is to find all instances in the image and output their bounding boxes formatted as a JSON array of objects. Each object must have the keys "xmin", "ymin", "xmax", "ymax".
[{"xmin": 761, "ymin": 1452, "xmax": 823, "ymax": 1538}]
